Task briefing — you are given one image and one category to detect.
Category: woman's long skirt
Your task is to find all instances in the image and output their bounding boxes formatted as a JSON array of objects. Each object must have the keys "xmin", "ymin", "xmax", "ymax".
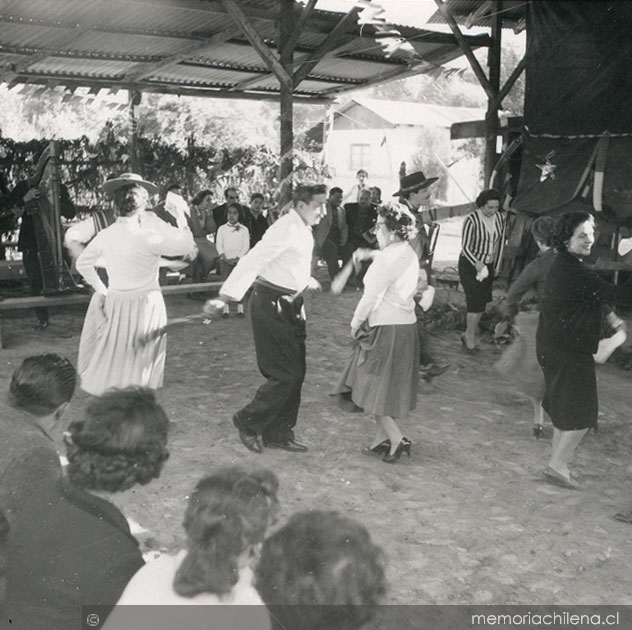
[
  {"xmin": 78, "ymin": 289, "xmax": 167, "ymax": 396},
  {"xmin": 334, "ymin": 323, "xmax": 419, "ymax": 419},
  {"xmin": 494, "ymin": 311, "xmax": 545, "ymax": 400}
]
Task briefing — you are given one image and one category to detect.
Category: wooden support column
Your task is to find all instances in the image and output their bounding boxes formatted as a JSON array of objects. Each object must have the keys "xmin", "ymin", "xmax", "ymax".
[
  {"xmin": 484, "ymin": 0, "xmax": 502, "ymax": 186},
  {"xmin": 128, "ymin": 90, "xmax": 141, "ymax": 174},
  {"xmin": 278, "ymin": 0, "xmax": 295, "ymax": 212}
]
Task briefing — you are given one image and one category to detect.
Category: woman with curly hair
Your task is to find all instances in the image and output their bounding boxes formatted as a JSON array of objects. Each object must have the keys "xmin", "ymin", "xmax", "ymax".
[
  {"xmin": 255, "ymin": 510, "xmax": 386, "ymax": 630},
  {"xmin": 4, "ymin": 387, "xmax": 169, "ymax": 630},
  {"xmin": 537, "ymin": 212, "xmax": 632, "ymax": 489},
  {"xmin": 334, "ymin": 203, "xmax": 420, "ymax": 463},
  {"xmin": 109, "ymin": 466, "xmax": 278, "ymax": 607}
]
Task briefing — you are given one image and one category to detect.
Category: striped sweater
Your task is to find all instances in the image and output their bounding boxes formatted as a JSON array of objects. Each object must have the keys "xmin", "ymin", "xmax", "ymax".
[{"xmin": 461, "ymin": 210, "xmax": 506, "ymax": 273}]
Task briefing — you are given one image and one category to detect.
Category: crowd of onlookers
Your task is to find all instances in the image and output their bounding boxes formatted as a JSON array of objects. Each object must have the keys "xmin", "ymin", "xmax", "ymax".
[{"xmin": 0, "ymin": 353, "xmax": 387, "ymax": 630}]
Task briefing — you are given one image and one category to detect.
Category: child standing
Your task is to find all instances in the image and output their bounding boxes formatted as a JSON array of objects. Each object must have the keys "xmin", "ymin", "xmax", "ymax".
[{"xmin": 216, "ymin": 203, "xmax": 250, "ymax": 317}]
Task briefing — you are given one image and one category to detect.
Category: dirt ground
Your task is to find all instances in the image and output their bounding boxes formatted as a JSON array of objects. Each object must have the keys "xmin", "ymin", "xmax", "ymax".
[{"xmin": 2, "ymin": 271, "xmax": 632, "ymax": 606}]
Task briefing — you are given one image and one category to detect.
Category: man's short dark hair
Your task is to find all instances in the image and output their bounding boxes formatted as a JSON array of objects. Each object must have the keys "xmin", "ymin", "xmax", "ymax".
[
  {"xmin": 329, "ymin": 187, "xmax": 343, "ymax": 196},
  {"xmin": 292, "ymin": 183, "xmax": 327, "ymax": 206},
  {"xmin": 8, "ymin": 354, "xmax": 76, "ymax": 416},
  {"xmin": 250, "ymin": 192, "xmax": 264, "ymax": 202}
]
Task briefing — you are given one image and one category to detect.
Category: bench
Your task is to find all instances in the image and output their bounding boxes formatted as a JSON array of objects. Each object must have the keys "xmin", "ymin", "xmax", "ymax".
[{"xmin": 0, "ymin": 281, "xmax": 222, "ymax": 349}]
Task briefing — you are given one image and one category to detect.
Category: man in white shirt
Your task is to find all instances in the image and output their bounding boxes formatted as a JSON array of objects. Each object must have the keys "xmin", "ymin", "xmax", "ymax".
[{"xmin": 205, "ymin": 183, "xmax": 327, "ymax": 453}]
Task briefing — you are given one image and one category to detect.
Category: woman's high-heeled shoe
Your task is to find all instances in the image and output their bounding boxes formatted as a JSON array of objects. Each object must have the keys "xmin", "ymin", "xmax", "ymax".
[
  {"xmin": 362, "ymin": 440, "xmax": 391, "ymax": 457},
  {"xmin": 382, "ymin": 438, "xmax": 412, "ymax": 463},
  {"xmin": 533, "ymin": 424, "xmax": 544, "ymax": 439}
]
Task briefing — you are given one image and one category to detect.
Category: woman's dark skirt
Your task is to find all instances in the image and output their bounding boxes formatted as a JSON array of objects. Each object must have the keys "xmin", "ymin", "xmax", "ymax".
[
  {"xmin": 458, "ymin": 254, "xmax": 493, "ymax": 313},
  {"xmin": 537, "ymin": 345, "xmax": 598, "ymax": 431},
  {"xmin": 333, "ymin": 323, "xmax": 419, "ymax": 419}
]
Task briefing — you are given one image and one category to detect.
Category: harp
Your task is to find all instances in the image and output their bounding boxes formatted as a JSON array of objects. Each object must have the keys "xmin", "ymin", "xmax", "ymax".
[{"xmin": 27, "ymin": 141, "xmax": 75, "ymax": 293}]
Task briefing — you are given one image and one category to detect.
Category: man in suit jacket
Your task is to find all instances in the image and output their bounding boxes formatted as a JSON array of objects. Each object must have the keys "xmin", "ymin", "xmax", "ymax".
[{"xmin": 313, "ymin": 187, "xmax": 348, "ymax": 280}]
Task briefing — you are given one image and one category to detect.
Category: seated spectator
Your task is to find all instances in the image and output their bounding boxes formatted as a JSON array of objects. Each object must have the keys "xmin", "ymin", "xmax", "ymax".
[
  {"xmin": 109, "ymin": 466, "xmax": 278, "ymax": 608},
  {"xmin": 189, "ymin": 188, "xmax": 219, "ymax": 281},
  {"xmin": 4, "ymin": 387, "xmax": 170, "ymax": 630},
  {"xmin": 255, "ymin": 510, "xmax": 386, "ymax": 630},
  {"xmin": 370, "ymin": 186, "xmax": 382, "ymax": 205},
  {"xmin": 0, "ymin": 353, "xmax": 77, "ymax": 531},
  {"xmin": 213, "ymin": 187, "xmax": 249, "ymax": 233},
  {"xmin": 245, "ymin": 192, "xmax": 270, "ymax": 248},
  {"xmin": 216, "ymin": 203, "xmax": 250, "ymax": 317}
]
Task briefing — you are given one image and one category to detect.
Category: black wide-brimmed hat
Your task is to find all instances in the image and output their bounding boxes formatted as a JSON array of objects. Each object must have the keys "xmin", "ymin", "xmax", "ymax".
[
  {"xmin": 392, "ymin": 171, "xmax": 438, "ymax": 197},
  {"xmin": 102, "ymin": 172, "xmax": 159, "ymax": 196}
]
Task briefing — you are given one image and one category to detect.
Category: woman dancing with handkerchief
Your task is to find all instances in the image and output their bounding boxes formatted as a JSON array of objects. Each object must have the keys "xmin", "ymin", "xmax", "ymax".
[
  {"xmin": 538, "ymin": 211, "xmax": 632, "ymax": 490},
  {"xmin": 458, "ymin": 189, "xmax": 505, "ymax": 352},
  {"xmin": 333, "ymin": 203, "xmax": 421, "ymax": 463}
]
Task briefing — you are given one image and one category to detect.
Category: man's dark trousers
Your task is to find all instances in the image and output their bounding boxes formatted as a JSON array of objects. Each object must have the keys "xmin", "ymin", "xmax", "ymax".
[{"xmin": 235, "ymin": 283, "xmax": 306, "ymax": 443}]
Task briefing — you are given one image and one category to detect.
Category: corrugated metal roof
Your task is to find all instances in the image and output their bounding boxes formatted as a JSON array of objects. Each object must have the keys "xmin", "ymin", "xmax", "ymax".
[
  {"xmin": 340, "ymin": 97, "xmax": 486, "ymax": 127},
  {"xmin": 0, "ymin": 0, "xmax": 489, "ymax": 102},
  {"xmin": 427, "ymin": 0, "xmax": 527, "ymax": 29}
]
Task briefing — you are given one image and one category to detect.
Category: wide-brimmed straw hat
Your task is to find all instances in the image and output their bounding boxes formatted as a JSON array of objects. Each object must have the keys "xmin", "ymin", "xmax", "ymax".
[
  {"xmin": 392, "ymin": 171, "xmax": 438, "ymax": 197},
  {"xmin": 102, "ymin": 172, "xmax": 159, "ymax": 196}
]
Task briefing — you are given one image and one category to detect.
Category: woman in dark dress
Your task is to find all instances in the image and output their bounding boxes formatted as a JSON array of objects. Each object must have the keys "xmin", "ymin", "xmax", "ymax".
[{"xmin": 537, "ymin": 212, "xmax": 631, "ymax": 489}]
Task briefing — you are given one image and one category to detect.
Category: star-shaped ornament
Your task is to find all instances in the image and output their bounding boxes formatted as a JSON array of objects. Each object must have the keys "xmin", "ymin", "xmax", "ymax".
[{"xmin": 536, "ymin": 157, "xmax": 557, "ymax": 182}]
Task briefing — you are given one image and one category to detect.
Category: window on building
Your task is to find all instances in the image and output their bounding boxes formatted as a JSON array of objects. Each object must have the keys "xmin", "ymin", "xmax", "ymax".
[{"xmin": 349, "ymin": 144, "xmax": 370, "ymax": 171}]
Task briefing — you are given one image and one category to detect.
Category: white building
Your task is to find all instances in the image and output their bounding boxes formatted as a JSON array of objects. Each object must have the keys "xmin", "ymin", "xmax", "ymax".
[{"xmin": 321, "ymin": 97, "xmax": 485, "ymax": 205}]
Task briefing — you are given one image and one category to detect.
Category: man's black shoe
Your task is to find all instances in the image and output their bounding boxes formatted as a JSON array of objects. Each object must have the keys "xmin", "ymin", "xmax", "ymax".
[
  {"xmin": 420, "ymin": 362, "xmax": 450, "ymax": 382},
  {"xmin": 233, "ymin": 415, "xmax": 263, "ymax": 453},
  {"xmin": 263, "ymin": 439, "xmax": 309, "ymax": 453}
]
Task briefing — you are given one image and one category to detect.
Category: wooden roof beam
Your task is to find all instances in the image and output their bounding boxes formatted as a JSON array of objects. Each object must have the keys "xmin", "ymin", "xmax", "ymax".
[
  {"xmin": 490, "ymin": 54, "xmax": 525, "ymax": 111},
  {"xmin": 219, "ymin": 0, "xmax": 292, "ymax": 89},
  {"xmin": 434, "ymin": 0, "xmax": 494, "ymax": 100},
  {"xmin": 282, "ymin": 0, "xmax": 318, "ymax": 56},
  {"xmin": 123, "ymin": 26, "xmax": 242, "ymax": 81}
]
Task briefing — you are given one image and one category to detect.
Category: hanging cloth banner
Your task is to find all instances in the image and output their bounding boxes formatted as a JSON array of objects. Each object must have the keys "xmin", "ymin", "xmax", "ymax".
[{"xmin": 525, "ymin": 1, "xmax": 632, "ymax": 136}]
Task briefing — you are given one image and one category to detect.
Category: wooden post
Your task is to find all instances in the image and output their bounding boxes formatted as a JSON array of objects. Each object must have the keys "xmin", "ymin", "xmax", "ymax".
[
  {"xmin": 484, "ymin": 1, "xmax": 502, "ymax": 186},
  {"xmin": 128, "ymin": 90, "xmax": 141, "ymax": 175},
  {"xmin": 278, "ymin": 0, "xmax": 294, "ymax": 212}
]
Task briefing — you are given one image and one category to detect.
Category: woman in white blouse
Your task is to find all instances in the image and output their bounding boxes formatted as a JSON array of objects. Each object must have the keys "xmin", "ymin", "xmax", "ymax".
[
  {"xmin": 334, "ymin": 203, "xmax": 420, "ymax": 463},
  {"xmin": 102, "ymin": 467, "xmax": 278, "ymax": 630},
  {"xmin": 75, "ymin": 173, "xmax": 197, "ymax": 396}
]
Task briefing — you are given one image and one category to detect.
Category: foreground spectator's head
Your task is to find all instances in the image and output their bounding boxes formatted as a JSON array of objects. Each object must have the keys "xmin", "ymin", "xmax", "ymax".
[
  {"xmin": 64, "ymin": 387, "xmax": 169, "ymax": 493},
  {"xmin": 255, "ymin": 510, "xmax": 386, "ymax": 630},
  {"xmin": 174, "ymin": 466, "xmax": 279, "ymax": 598},
  {"xmin": 7, "ymin": 353, "xmax": 76, "ymax": 419}
]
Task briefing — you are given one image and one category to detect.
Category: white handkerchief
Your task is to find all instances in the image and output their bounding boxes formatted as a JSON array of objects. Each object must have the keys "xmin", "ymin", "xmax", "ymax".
[
  {"xmin": 593, "ymin": 330, "xmax": 627, "ymax": 364},
  {"xmin": 165, "ymin": 191, "xmax": 191, "ymax": 228},
  {"xmin": 618, "ymin": 237, "xmax": 632, "ymax": 257},
  {"xmin": 476, "ymin": 266, "xmax": 489, "ymax": 282},
  {"xmin": 419, "ymin": 285, "xmax": 435, "ymax": 312}
]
